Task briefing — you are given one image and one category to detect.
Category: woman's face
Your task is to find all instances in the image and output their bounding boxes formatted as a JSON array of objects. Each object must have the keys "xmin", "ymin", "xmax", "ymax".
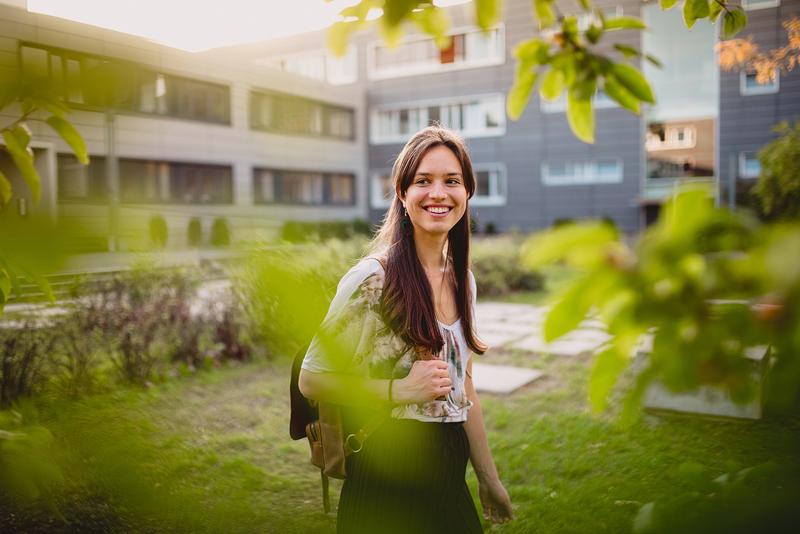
[{"xmin": 401, "ymin": 145, "xmax": 468, "ymax": 240}]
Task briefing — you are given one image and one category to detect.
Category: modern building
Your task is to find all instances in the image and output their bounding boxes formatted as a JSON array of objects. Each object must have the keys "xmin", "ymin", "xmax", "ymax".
[
  {"xmin": 0, "ymin": 1, "xmax": 367, "ymax": 251},
  {"xmin": 2, "ymin": 0, "xmax": 797, "ymax": 251},
  {"xmin": 718, "ymin": 0, "xmax": 800, "ymax": 210},
  {"xmin": 249, "ymin": 0, "xmax": 800, "ymax": 231}
]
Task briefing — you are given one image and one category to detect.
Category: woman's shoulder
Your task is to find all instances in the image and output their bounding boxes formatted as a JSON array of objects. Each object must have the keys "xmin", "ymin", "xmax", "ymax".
[{"xmin": 335, "ymin": 255, "xmax": 386, "ymax": 299}]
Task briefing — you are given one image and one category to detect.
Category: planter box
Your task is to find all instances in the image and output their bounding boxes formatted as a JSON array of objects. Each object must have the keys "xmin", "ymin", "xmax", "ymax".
[{"xmin": 636, "ymin": 344, "xmax": 770, "ymax": 420}]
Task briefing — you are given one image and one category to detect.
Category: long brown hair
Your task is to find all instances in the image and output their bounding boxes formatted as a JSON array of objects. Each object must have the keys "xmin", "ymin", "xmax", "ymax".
[{"xmin": 372, "ymin": 125, "xmax": 487, "ymax": 356}]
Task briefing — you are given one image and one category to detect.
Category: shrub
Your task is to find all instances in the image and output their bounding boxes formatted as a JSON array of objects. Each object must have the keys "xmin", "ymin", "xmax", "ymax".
[
  {"xmin": 484, "ymin": 222, "xmax": 498, "ymax": 235},
  {"xmin": 0, "ymin": 320, "xmax": 57, "ymax": 408},
  {"xmin": 210, "ymin": 218, "xmax": 230, "ymax": 247},
  {"xmin": 187, "ymin": 217, "xmax": 203, "ymax": 248},
  {"xmin": 280, "ymin": 219, "xmax": 373, "ymax": 243},
  {"xmin": 235, "ymin": 238, "xmax": 367, "ymax": 356},
  {"xmin": 149, "ymin": 215, "xmax": 168, "ymax": 249},
  {"xmin": 471, "ymin": 236, "xmax": 544, "ymax": 297}
]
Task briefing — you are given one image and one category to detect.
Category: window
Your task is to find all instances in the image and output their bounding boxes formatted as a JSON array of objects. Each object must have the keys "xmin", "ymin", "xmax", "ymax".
[
  {"xmin": 253, "ymin": 169, "xmax": 355, "ymax": 205},
  {"xmin": 369, "ymin": 27, "xmax": 504, "ymax": 79},
  {"xmin": 57, "ymin": 154, "xmax": 107, "ymax": 200},
  {"xmin": 250, "ymin": 90, "xmax": 355, "ymax": 140},
  {"xmin": 20, "ymin": 43, "xmax": 230, "ymax": 124},
  {"xmin": 542, "ymin": 160, "xmax": 623, "ymax": 185},
  {"xmin": 258, "ymin": 48, "xmax": 357, "ymax": 85},
  {"xmin": 742, "ymin": 0, "xmax": 780, "ymax": 10},
  {"xmin": 472, "ymin": 165, "xmax": 507, "ymax": 206},
  {"xmin": 540, "ymin": 89, "xmax": 618, "ymax": 113},
  {"xmin": 371, "ymin": 173, "xmax": 394, "ymax": 208},
  {"xmin": 738, "ymin": 152, "xmax": 761, "ymax": 179},
  {"xmin": 370, "ymin": 94, "xmax": 505, "ymax": 144},
  {"xmin": 645, "ymin": 124, "xmax": 697, "ymax": 150},
  {"xmin": 119, "ymin": 159, "xmax": 232, "ymax": 204},
  {"xmin": 740, "ymin": 70, "xmax": 780, "ymax": 95}
]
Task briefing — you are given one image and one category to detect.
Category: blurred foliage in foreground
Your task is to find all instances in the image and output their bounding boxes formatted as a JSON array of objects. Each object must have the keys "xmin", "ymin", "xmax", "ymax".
[
  {"xmin": 523, "ymin": 186, "xmax": 800, "ymax": 534},
  {"xmin": 523, "ymin": 187, "xmax": 800, "ymax": 421},
  {"xmin": 752, "ymin": 120, "xmax": 800, "ymax": 221}
]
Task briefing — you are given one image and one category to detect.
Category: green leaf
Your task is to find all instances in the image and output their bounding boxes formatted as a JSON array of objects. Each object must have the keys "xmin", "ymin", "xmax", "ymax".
[
  {"xmin": 683, "ymin": 0, "xmax": 710, "ymax": 29},
  {"xmin": 604, "ymin": 16, "xmax": 647, "ymax": 31},
  {"xmin": 382, "ymin": 0, "xmax": 418, "ymax": 27},
  {"xmin": 475, "ymin": 0, "xmax": 500, "ymax": 30},
  {"xmin": 0, "ymin": 268, "xmax": 10, "ymax": 306},
  {"xmin": 610, "ymin": 62, "xmax": 655, "ymax": 104},
  {"xmin": 412, "ymin": 5, "xmax": 450, "ymax": 48},
  {"xmin": 603, "ymin": 76, "xmax": 640, "ymax": 114},
  {"xmin": 327, "ymin": 21, "xmax": 358, "ymax": 57},
  {"xmin": 586, "ymin": 24, "xmax": 602, "ymax": 44},
  {"xmin": 2, "ymin": 128, "xmax": 41, "ymax": 203},
  {"xmin": 578, "ymin": 0, "xmax": 590, "ymax": 9},
  {"xmin": 645, "ymin": 54, "xmax": 663, "ymax": 68},
  {"xmin": 708, "ymin": 0, "xmax": 724, "ymax": 22},
  {"xmin": 507, "ymin": 67, "xmax": 538, "ymax": 120},
  {"xmin": 46, "ymin": 116, "xmax": 88, "ymax": 165},
  {"xmin": 722, "ymin": 7, "xmax": 748, "ymax": 39},
  {"xmin": 0, "ymin": 170, "xmax": 11, "ymax": 204},
  {"xmin": 589, "ymin": 346, "xmax": 628, "ymax": 412},
  {"xmin": 533, "ymin": 0, "xmax": 556, "ymax": 28},
  {"xmin": 521, "ymin": 222, "xmax": 618, "ymax": 269},
  {"xmin": 540, "ymin": 66, "xmax": 566, "ymax": 101},
  {"xmin": 544, "ymin": 276, "xmax": 595, "ymax": 342},
  {"xmin": 567, "ymin": 81, "xmax": 595, "ymax": 144},
  {"xmin": 379, "ymin": 17, "xmax": 404, "ymax": 48},
  {"xmin": 513, "ymin": 38, "xmax": 551, "ymax": 64},
  {"xmin": 659, "ymin": 0, "xmax": 679, "ymax": 9},
  {"xmin": 614, "ymin": 43, "xmax": 640, "ymax": 59}
]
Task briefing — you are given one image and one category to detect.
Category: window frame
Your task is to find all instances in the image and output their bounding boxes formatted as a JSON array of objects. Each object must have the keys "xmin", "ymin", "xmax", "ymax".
[
  {"xmin": 250, "ymin": 88, "xmax": 356, "ymax": 141},
  {"xmin": 741, "ymin": 0, "xmax": 780, "ymax": 11},
  {"xmin": 738, "ymin": 151, "xmax": 761, "ymax": 179},
  {"xmin": 253, "ymin": 167, "xmax": 357, "ymax": 206},
  {"xmin": 19, "ymin": 41, "xmax": 232, "ymax": 125},
  {"xmin": 366, "ymin": 25, "xmax": 506, "ymax": 80},
  {"xmin": 740, "ymin": 69, "xmax": 780, "ymax": 96},
  {"xmin": 369, "ymin": 93, "xmax": 506, "ymax": 144},
  {"xmin": 541, "ymin": 159, "xmax": 624, "ymax": 186},
  {"xmin": 256, "ymin": 47, "xmax": 358, "ymax": 85},
  {"xmin": 471, "ymin": 163, "xmax": 508, "ymax": 207}
]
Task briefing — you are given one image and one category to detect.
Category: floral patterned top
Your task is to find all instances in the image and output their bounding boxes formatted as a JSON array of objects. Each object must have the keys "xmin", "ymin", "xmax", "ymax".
[{"xmin": 302, "ymin": 257, "xmax": 479, "ymax": 423}]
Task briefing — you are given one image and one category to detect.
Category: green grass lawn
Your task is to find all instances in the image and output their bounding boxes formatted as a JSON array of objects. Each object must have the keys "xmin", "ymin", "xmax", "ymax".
[{"xmin": 4, "ymin": 347, "xmax": 799, "ymax": 533}]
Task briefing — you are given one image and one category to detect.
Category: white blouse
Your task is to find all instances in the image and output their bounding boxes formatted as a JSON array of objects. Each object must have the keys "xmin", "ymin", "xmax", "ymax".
[{"xmin": 302, "ymin": 257, "xmax": 478, "ymax": 423}]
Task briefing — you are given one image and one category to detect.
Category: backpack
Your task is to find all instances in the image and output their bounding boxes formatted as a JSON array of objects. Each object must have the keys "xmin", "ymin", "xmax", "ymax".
[
  {"xmin": 289, "ymin": 256, "xmax": 390, "ymax": 513},
  {"xmin": 290, "ymin": 346, "xmax": 389, "ymax": 513}
]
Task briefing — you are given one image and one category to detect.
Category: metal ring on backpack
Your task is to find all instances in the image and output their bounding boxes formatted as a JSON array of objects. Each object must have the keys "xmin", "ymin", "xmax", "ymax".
[{"xmin": 345, "ymin": 433, "xmax": 363, "ymax": 454}]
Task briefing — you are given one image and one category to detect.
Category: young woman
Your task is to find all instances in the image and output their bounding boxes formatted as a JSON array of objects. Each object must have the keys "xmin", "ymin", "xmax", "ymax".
[{"xmin": 299, "ymin": 126, "xmax": 513, "ymax": 533}]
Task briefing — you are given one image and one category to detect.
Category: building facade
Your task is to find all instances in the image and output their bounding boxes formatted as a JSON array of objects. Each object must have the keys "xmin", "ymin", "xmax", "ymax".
[
  {"xmin": 718, "ymin": 0, "xmax": 800, "ymax": 210},
  {"xmin": 3, "ymin": 0, "xmax": 796, "ymax": 250},
  {"xmin": 0, "ymin": 2, "xmax": 367, "ymax": 251}
]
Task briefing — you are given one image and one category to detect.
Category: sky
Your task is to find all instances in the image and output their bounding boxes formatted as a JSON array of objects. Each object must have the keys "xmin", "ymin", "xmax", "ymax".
[{"xmin": 27, "ymin": 0, "xmax": 470, "ymax": 52}]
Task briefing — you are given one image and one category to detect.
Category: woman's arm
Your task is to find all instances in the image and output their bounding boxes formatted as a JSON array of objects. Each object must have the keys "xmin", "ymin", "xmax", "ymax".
[
  {"xmin": 463, "ymin": 357, "xmax": 514, "ymax": 523},
  {"xmin": 299, "ymin": 359, "xmax": 452, "ymax": 406}
]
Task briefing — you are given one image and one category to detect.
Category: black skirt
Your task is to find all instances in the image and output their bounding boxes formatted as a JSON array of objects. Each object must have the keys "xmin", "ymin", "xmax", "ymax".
[{"xmin": 337, "ymin": 418, "xmax": 483, "ymax": 534}]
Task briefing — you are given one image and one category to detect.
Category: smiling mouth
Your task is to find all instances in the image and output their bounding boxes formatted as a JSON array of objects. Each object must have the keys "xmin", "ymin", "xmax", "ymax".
[{"xmin": 425, "ymin": 206, "xmax": 452, "ymax": 214}]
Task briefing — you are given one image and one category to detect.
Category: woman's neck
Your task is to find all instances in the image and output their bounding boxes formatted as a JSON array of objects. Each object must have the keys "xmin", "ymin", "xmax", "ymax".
[{"xmin": 414, "ymin": 232, "xmax": 448, "ymax": 272}]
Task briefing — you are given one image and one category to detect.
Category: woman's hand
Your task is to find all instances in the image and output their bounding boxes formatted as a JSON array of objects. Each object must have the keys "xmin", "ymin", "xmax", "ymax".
[
  {"xmin": 478, "ymin": 478, "xmax": 513, "ymax": 524},
  {"xmin": 393, "ymin": 360, "xmax": 451, "ymax": 403}
]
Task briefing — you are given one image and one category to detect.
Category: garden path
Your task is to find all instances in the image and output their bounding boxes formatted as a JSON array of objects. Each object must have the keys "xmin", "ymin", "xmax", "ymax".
[{"xmin": 472, "ymin": 302, "xmax": 609, "ymax": 394}]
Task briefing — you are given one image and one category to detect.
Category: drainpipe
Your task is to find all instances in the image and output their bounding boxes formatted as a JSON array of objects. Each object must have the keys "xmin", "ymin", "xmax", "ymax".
[{"xmin": 105, "ymin": 110, "xmax": 120, "ymax": 251}]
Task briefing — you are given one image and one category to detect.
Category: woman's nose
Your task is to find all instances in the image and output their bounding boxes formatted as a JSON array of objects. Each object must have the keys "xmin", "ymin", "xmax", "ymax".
[{"xmin": 428, "ymin": 182, "xmax": 447, "ymax": 199}]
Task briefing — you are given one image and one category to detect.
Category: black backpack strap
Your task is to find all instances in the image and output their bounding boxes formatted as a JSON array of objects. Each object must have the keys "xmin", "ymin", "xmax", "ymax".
[{"xmin": 290, "ymin": 344, "xmax": 317, "ymax": 440}]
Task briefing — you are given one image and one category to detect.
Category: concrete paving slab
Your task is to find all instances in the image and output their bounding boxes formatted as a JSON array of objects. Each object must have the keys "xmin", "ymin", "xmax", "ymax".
[
  {"xmin": 472, "ymin": 362, "xmax": 545, "ymax": 394},
  {"xmin": 509, "ymin": 335, "xmax": 606, "ymax": 357}
]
